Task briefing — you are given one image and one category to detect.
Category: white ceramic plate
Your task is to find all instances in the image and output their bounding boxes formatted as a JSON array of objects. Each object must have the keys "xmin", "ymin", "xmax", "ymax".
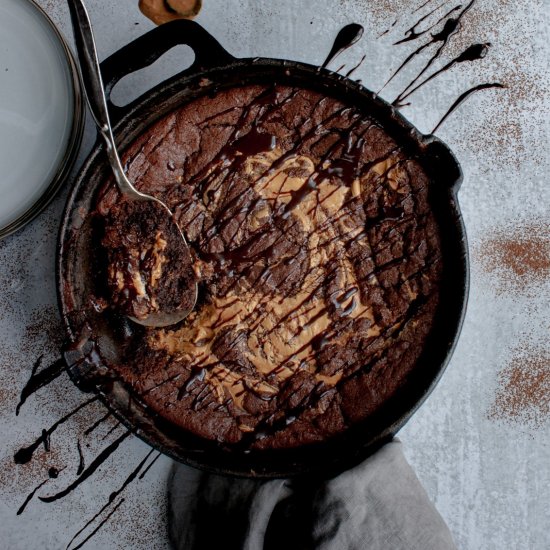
[{"xmin": 0, "ymin": 0, "xmax": 82, "ymax": 238}]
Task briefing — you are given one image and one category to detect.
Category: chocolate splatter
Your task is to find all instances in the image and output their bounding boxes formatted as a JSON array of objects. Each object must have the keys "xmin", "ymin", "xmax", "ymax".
[
  {"xmin": 365, "ymin": 0, "xmax": 506, "ymax": 131},
  {"xmin": 441, "ymin": 0, "xmax": 545, "ymax": 165},
  {"xmin": 394, "ymin": 1, "xmax": 462, "ymax": 45},
  {"xmin": 380, "ymin": 1, "xmax": 476, "ymax": 96},
  {"xmin": 345, "ymin": 53, "xmax": 367, "ymax": 77}
]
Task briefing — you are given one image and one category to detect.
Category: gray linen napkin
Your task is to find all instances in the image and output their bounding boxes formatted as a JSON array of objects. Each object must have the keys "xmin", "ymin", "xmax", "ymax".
[{"xmin": 168, "ymin": 439, "xmax": 457, "ymax": 550}]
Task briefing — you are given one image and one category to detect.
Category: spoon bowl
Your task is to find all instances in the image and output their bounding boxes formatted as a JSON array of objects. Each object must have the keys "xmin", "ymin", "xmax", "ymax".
[{"xmin": 67, "ymin": 0, "xmax": 197, "ymax": 327}]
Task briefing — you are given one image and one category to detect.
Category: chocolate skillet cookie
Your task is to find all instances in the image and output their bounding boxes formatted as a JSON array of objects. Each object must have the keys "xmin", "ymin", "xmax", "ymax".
[{"xmin": 94, "ymin": 84, "xmax": 443, "ymax": 450}]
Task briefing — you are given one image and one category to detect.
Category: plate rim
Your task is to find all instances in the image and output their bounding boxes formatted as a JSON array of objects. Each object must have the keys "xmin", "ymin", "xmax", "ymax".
[{"xmin": 0, "ymin": 0, "xmax": 84, "ymax": 240}]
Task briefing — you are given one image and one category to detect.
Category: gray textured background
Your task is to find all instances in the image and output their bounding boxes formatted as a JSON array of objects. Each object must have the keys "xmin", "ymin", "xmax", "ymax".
[{"xmin": 0, "ymin": 0, "xmax": 548, "ymax": 548}]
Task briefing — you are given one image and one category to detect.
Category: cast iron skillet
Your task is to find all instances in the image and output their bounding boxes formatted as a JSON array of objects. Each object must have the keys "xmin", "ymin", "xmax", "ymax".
[{"xmin": 57, "ymin": 20, "xmax": 469, "ymax": 478}]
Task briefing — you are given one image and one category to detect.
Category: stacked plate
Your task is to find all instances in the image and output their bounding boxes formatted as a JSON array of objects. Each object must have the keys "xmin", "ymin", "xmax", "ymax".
[{"xmin": 0, "ymin": 0, "xmax": 83, "ymax": 239}]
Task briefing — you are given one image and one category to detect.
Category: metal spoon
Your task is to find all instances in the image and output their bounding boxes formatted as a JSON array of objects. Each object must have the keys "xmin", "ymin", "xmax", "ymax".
[{"xmin": 67, "ymin": 0, "xmax": 197, "ymax": 327}]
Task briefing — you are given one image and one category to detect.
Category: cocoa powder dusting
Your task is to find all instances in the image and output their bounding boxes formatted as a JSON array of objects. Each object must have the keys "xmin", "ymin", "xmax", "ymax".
[
  {"xmin": 493, "ymin": 239, "xmax": 550, "ymax": 278},
  {"xmin": 489, "ymin": 352, "xmax": 550, "ymax": 428},
  {"xmin": 476, "ymin": 221, "xmax": 550, "ymax": 294}
]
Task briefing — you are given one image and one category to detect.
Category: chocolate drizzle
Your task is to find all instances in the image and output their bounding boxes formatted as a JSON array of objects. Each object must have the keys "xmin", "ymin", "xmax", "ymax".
[
  {"xmin": 345, "ymin": 54, "xmax": 366, "ymax": 78},
  {"xmin": 84, "ymin": 411, "xmax": 111, "ymax": 436},
  {"xmin": 101, "ymin": 422, "xmax": 121, "ymax": 440},
  {"xmin": 394, "ymin": 1, "xmax": 461, "ymax": 45},
  {"xmin": 138, "ymin": 451, "xmax": 161, "ymax": 480}
]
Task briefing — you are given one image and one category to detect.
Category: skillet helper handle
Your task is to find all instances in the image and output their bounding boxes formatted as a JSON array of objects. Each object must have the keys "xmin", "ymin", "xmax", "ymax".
[
  {"xmin": 100, "ymin": 19, "xmax": 235, "ymax": 121},
  {"xmin": 62, "ymin": 326, "xmax": 100, "ymax": 393}
]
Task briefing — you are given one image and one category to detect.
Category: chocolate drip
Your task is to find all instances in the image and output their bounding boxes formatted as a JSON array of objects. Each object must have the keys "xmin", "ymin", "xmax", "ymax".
[
  {"xmin": 314, "ymin": 131, "xmax": 366, "ymax": 184},
  {"xmin": 398, "ymin": 42, "xmax": 491, "ymax": 103},
  {"xmin": 379, "ymin": 0, "xmax": 475, "ymax": 99},
  {"xmin": 69, "ymin": 499, "xmax": 125, "ymax": 550},
  {"xmin": 14, "ymin": 397, "xmax": 98, "ymax": 465},
  {"xmin": 16, "ymin": 357, "xmax": 66, "ymax": 415},
  {"xmin": 17, "ymin": 479, "xmax": 48, "ymax": 515},
  {"xmin": 138, "ymin": 451, "xmax": 161, "ymax": 480},
  {"xmin": 345, "ymin": 54, "xmax": 366, "ymax": 77},
  {"xmin": 101, "ymin": 422, "xmax": 121, "ymax": 440},
  {"xmin": 76, "ymin": 441, "xmax": 85, "ymax": 476},
  {"xmin": 392, "ymin": 0, "xmax": 477, "ymax": 105},
  {"xmin": 65, "ymin": 449, "xmax": 154, "ymax": 550},
  {"xmin": 84, "ymin": 411, "xmax": 111, "ymax": 436},
  {"xmin": 42, "ymin": 429, "xmax": 50, "ymax": 452},
  {"xmin": 39, "ymin": 430, "xmax": 131, "ymax": 503},
  {"xmin": 432, "ymin": 82, "xmax": 505, "ymax": 132},
  {"xmin": 394, "ymin": 1, "xmax": 461, "ymax": 45},
  {"xmin": 415, "ymin": 0, "xmax": 439, "ymax": 13},
  {"xmin": 335, "ymin": 62, "xmax": 347, "ymax": 74},
  {"xmin": 322, "ymin": 23, "xmax": 364, "ymax": 68},
  {"xmin": 379, "ymin": 0, "xmax": 438, "ymax": 37}
]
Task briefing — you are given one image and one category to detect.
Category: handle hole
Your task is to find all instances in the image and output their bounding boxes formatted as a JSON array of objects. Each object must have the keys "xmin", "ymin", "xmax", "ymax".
[{"xmin": 110, "ymin": 45, "xmax": 195, "ymax": 108}]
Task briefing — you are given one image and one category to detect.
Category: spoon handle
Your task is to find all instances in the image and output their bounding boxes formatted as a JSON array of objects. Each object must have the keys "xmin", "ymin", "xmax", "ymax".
[{"xmin": 66, "ymin": 0, "xmax": 141, "ymax": 198}]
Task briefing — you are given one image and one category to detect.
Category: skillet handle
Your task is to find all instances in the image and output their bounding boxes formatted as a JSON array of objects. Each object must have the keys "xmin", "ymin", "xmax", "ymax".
[
  {"xmin": 100, "ymin": 19, "xmax": 235, "ymax": 121},
  {"xmin": 422, "ymin": 135, "xmax": 464, "ymax": 192}
]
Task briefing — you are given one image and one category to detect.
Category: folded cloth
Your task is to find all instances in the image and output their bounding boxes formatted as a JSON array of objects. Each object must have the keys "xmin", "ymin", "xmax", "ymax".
[{"xmin": 168, "ymin": 439, "xmax": 457, "ymax": 550}]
